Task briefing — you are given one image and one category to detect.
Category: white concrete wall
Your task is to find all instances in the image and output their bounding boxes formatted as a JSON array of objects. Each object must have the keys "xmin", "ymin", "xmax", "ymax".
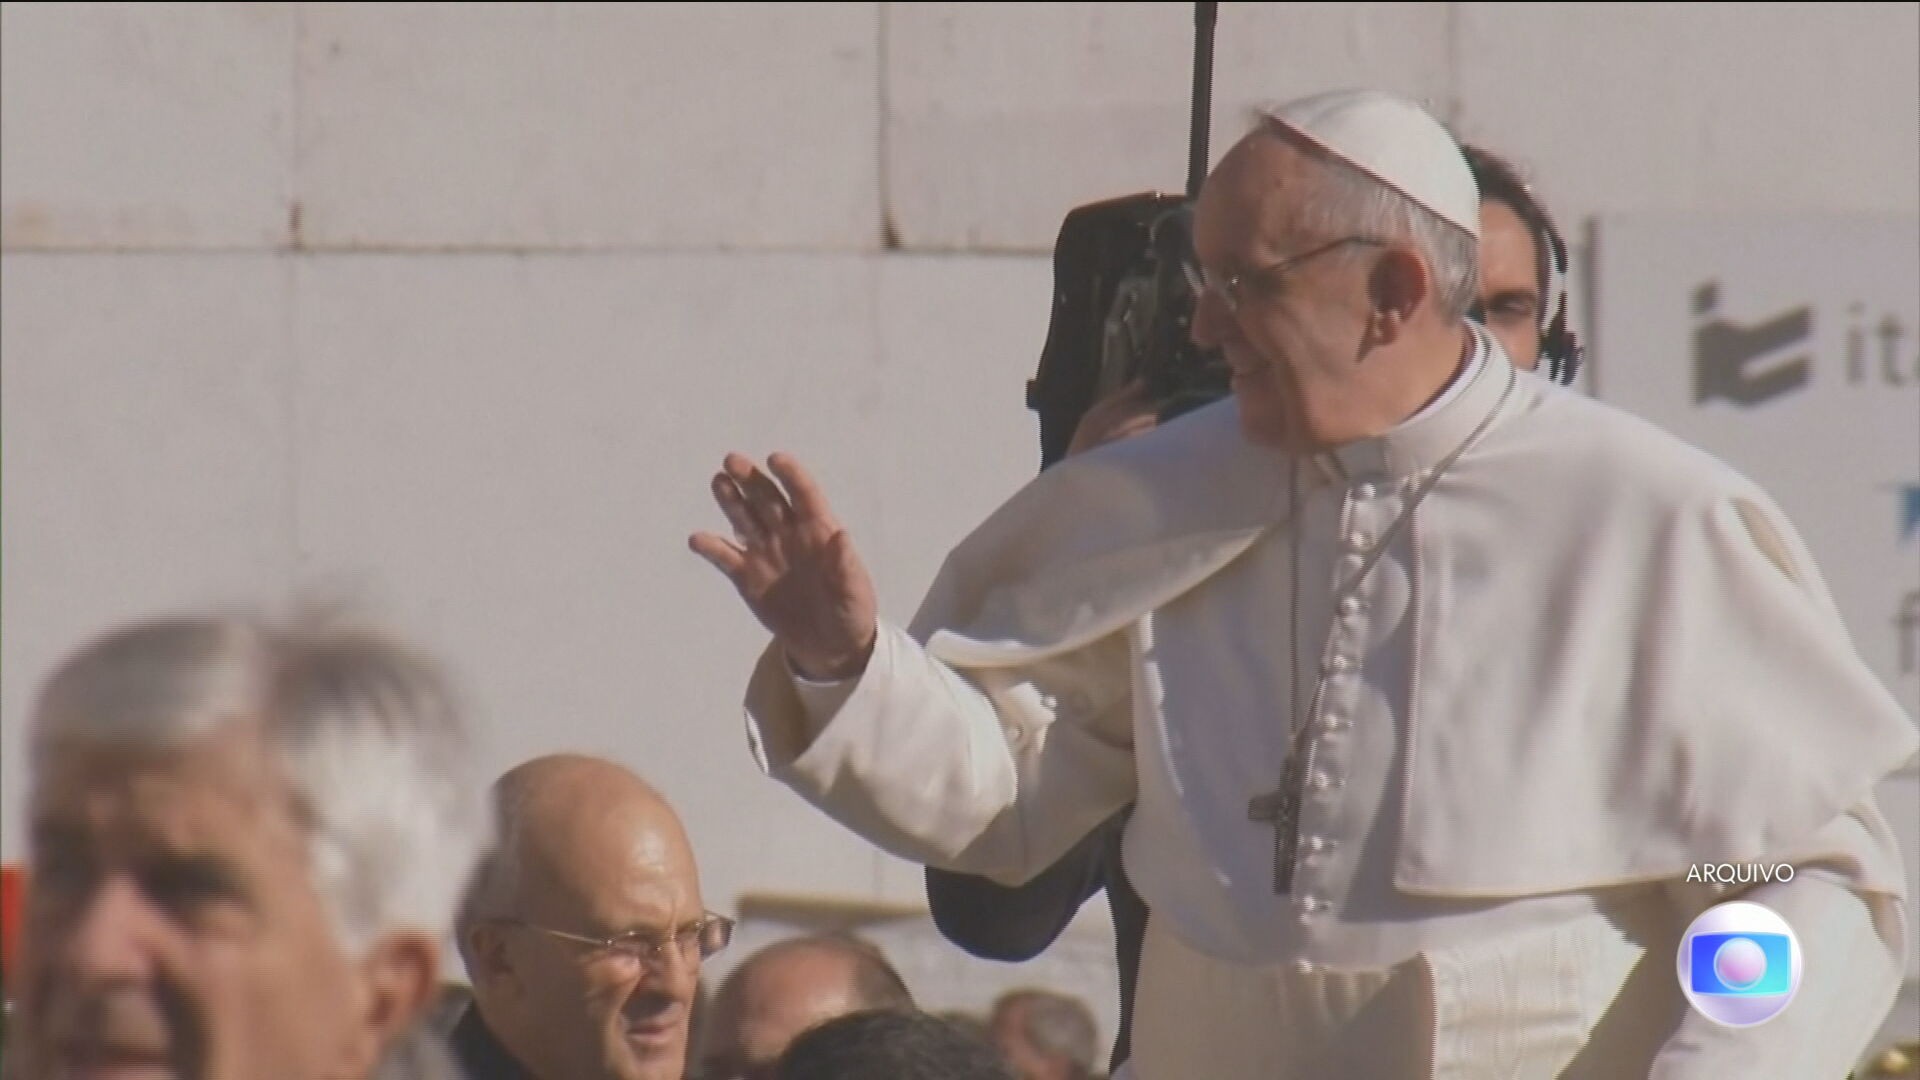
[{"xmin": 6, "ymin": 0, "xmax": 1917, "ymax": 1051}]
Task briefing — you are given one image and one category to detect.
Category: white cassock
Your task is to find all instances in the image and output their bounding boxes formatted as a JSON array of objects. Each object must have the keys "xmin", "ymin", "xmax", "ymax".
[{"xmin": 741, "ymin": 327, "xmax": 1918, "ymax": 1078}]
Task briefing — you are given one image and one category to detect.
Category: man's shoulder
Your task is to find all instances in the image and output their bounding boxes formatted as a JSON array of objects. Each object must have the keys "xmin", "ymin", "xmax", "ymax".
[
  {"xmin": 1491, "ymin": 376, "xmax": 1829, "ymax": 584},
  {"xmin": 949, "ymin": 397, "xmax": 1281, "ymax": 568},
  {"xmin": 373, "ymin": 1024, "xmax": 477, "ymax": 1080},
  {"xmin": 1056, "ymin": 396, "xmax": 1291, "ymax": 524},
  {"xmin": 910, "ymin": 397, "xmax": 1280, "ymax": 645},
  {"xmin": 1509, "ymin": 375, "xmax": 1774, "ymax": 510},
  {"xmin": 440, "ymin": 1000, "xmax": 534, "ymax": 1080}
]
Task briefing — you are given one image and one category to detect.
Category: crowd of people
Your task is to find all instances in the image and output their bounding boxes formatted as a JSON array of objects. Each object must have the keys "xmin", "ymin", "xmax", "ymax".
[
  {"xmin": 5, "ymin": 606, "xmax": 1108, "ymax": 1080},
  {"xmin": 6, "ymin": 87, "xmax": 1913, "ymax": 1080}
]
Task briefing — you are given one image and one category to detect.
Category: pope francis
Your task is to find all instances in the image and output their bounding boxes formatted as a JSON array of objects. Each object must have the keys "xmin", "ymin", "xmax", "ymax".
[{"xmin": 690, "ymin": 89, "xmax": 1917, "ymax": 1078}]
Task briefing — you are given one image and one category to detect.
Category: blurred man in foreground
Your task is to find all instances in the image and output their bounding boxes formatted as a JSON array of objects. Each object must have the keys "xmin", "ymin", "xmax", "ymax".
[{"xmin": 13, "ymin": 609, "xmax": 488, "ymax": 1080}]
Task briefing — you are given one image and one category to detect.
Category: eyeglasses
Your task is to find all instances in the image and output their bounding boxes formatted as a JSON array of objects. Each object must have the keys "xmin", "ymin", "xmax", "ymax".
[
  {"xmin": 497, "ymin": 911, "xmax": 735, "ymax": 969},
  {"xmin": 1185, "ymin": 236, "xmax": 1386, "ymax": 314}
]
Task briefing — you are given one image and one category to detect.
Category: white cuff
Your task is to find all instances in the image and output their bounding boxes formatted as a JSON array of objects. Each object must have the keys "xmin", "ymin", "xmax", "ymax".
[{"xmin": 786, "ymin": 652, "xmax": 859, "ymax": 726}]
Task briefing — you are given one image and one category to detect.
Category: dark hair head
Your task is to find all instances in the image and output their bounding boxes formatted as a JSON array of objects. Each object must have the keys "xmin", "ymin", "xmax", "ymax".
[
  {"xmin": 1460, "ymin": 143, "xmax": 1583, "ymax": 385},
  {"xmin": 777, "ymin": 1009, "xmax": 1016, "ymax": 1080}
]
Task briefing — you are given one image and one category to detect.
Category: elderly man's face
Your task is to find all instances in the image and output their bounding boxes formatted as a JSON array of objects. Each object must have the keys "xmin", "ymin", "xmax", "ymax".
[
  {"xmin": 1475, "ymin": 199, "xmax": 1544, "ymax": 370},
  {"xmin": 16, "ymin": 725, "xmax": 378, "ymax": 1080},
  {"xmin": 475, "ymin": 802, "xmax": 705, "ymax": 1080},
  {"xmin": 1190, "ymin": 133, "xmax": 1380, "ymax": 449}
]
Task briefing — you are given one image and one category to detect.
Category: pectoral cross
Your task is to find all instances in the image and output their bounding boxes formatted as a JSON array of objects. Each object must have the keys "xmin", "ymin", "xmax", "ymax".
[{"xmin": 1248, "ymin": 749, "xmax": 1309, "ymax": 894}]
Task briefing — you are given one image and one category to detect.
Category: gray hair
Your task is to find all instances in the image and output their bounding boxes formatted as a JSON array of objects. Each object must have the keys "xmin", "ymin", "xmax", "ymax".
[
  {"xmin": 28, "ymin": 609, "xmax": 490, "ymax": 954},
  {"xmin": 1256, "ymin": 112, "xmax": 1480, "ymax": 321},
  {"xmin": 994, "ymin": 988, "xmax": 1098, "ymax": 1075}
]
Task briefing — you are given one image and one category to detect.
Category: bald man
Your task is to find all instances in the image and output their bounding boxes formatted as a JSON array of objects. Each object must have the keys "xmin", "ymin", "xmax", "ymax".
[
  {"xmin": 697, "ymin": 933, "xmax": 915, "ymax": 1080},
  {"xmin": 452, "ymin": 754, "xmax": 735, "ymax": 1080}
]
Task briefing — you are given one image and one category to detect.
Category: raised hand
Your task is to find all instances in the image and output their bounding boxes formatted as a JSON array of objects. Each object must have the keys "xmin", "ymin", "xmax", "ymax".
[
  {"xmin": 1068, "ymin": 377, "xmax": 1161, "ymax": 456},
  {"xmin": 689, "ymin": 452, "xmax": 879, "ymax": 681}
]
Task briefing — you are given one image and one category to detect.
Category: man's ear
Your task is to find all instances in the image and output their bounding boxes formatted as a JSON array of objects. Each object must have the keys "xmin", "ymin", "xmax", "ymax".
[
  {"xmin": 463, "ymin": 918, "xmax": 515, "ymax": 989},
  {"xmin": 361, "ymin": 931, "xmax": 442, "ymax": 1041},
  {"xmin": 1366, "ymin": 244, "xmax": 1430, "ymax": 345},
  {"xmin": 333, "ymin": 931, "xmax": 444, "ymax": 1077}
]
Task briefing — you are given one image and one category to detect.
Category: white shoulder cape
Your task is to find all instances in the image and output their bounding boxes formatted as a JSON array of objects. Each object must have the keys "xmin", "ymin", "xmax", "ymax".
[{"xmin": 876, "ymin": 361, "xmax": 1917, "ymax": 900}]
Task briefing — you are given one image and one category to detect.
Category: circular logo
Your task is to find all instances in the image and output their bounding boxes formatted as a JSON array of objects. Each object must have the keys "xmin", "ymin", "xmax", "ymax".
[{"xmin": 1675, "ymin": 900, "xmax": 1802, "ymax": 1027}]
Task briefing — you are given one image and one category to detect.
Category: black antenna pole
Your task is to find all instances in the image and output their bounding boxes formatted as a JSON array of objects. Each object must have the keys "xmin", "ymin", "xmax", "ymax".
[{"xmin": 1187, "ymin": 2, "xmax": 1218, "ymax": 200}]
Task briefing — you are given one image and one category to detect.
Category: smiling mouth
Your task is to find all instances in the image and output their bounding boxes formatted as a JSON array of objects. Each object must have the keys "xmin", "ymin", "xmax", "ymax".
[
  {"xmin": 624, "ymin": 1023, "xmax": 681, "ymax": 1056},
  {"xmin": 623, "ymin": 1004, "xmax": 684, "ymax": 1053}
]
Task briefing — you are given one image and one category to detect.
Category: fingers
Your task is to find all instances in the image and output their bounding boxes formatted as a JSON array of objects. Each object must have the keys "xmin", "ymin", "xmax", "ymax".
[
  {"xmin": 725, "ymin": 453, "xmax": 796, "ymax": 535},
  {"xmin": 1089, "ymin": 376, "xmax": 1151, "ymax": 414},
  {"xmin": 1068, "ymin": 408, "xmax": 1158, "ymax": 457},
  {"xmin": 1113, "ymin": 379, "xmax": 1162, "ymax": 415},
  {"xmin": 711, "ymin": 472, "xmax": 766, "ymax": 548},
  {"xmin": 717, "ymin": 451, "xmax": 839, "ymax": 532},
  {"xmin": 703, "ymin": 451, "xmax": 841, "ymax": 571},
  {"xmin": 1085, "ymin": 380, "xmax": 1158, "ymax": 425},
  {"xmin": 767, "ymin": 452, "xmax": 834, "ymax": 526},
  {"xmin": 688, "ymin": 531, "xmax": 748, "ymax": 578}
]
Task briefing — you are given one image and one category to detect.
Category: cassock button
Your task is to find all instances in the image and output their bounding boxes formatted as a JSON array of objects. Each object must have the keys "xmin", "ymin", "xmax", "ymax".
[
  {"xmin": 1320, "ymin": 714, "xmax": 1348, "ymax": 732},
  {"xmin": 1346, "ymin": 530, "xmax": 1371, "ymax": 551},
  {"xmin": 1338, "ymin": 596, "xmax": 1363, "ymax": 618},
  {"xmin": 1307, "ymin": 835, "xmax": 1337, "ymax": 855},
  {"xmin": 1310, "ymin": 771, "xmax": 1342, "ymax": 791}
]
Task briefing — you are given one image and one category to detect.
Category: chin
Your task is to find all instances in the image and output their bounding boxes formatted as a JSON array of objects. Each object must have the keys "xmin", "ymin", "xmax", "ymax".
[
  {"xmin": 1233, "ymin": 398, "xmax": 1293, "ymax": 448},
  {"xmin": 613, "ymin": 1031, "xmax": 686, "ymax": 1080}
]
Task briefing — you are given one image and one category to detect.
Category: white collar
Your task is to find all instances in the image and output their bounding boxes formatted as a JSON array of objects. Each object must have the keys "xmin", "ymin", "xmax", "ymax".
[{"xmin": 1310, "ymin": 323, "xmax": 1508, "ymax": 486}]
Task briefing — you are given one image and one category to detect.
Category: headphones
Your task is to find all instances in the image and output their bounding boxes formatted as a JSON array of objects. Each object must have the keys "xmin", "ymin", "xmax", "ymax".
[{"xmin": 1534, "ymin": 208, "xmax": 1584, "ymax": 386}]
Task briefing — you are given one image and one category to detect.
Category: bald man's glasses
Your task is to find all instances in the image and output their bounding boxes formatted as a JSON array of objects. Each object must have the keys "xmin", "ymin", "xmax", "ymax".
[
  {"xmin": 499, "ymin": 912, "xmax": 735, "ymax": 968},
  {"xmin": 1187, "ymin": 236, "xmax": 1386, "ymax": 313}
]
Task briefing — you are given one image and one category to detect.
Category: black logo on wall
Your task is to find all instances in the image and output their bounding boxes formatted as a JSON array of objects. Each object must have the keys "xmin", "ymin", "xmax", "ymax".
[{"xmin": 1693, "ymin": 283, "xmax": 1812, "ymax": 407}]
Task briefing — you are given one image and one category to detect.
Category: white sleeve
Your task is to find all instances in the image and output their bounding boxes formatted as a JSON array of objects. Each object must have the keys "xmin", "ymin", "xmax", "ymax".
[
  {"xmin": 787, "ymin": 656, "xmax": 859, "ymax": 727},
  {"xmin": 744, "ymin": 618, "xmax": 1138, "ymax": 886}
]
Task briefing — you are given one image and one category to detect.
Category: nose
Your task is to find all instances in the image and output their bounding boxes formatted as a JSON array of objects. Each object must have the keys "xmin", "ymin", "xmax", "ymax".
[
  {"xmin": 60, "ymin": 876, "xmax": 167, "ymax": 982},
  {"xmin": 640, "ymin": 943, "xmax": 703, "ymax": 1002}
]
